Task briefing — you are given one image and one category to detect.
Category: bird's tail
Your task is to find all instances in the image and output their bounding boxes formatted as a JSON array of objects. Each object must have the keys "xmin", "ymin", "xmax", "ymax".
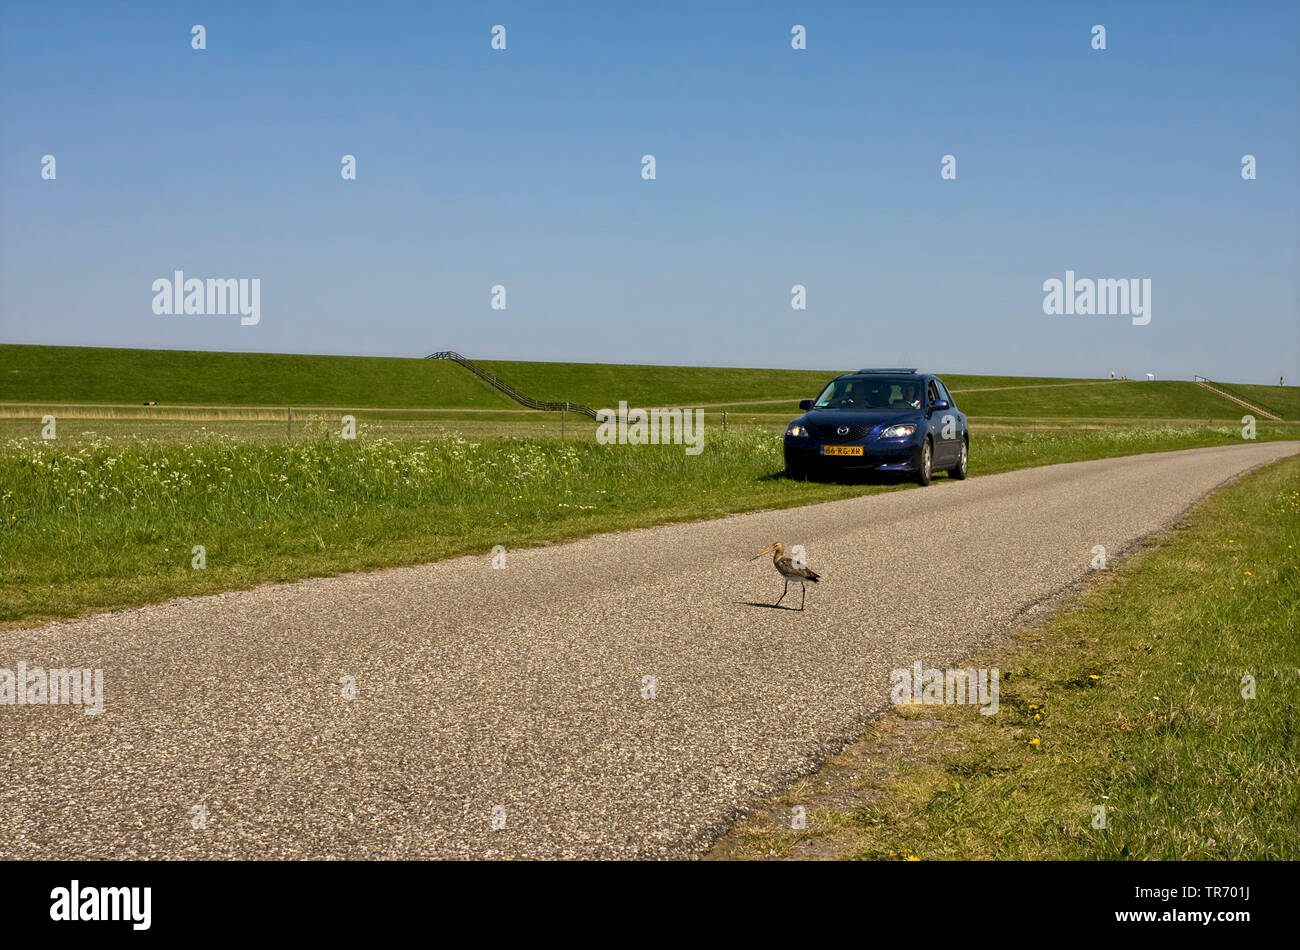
[{"xmin": 807, "ymin": 571, "xmax": 821, "ymax": 583}]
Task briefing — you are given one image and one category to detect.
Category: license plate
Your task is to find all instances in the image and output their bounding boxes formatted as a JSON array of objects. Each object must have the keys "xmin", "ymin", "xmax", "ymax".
[{"xmin": 821, "ymin": 445, "xmax": 863, "ymax": 456}]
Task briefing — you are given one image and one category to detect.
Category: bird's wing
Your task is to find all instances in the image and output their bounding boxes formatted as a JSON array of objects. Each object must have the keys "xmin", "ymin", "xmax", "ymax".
[{"xmin": 781, "ymin": 558, "xmax": 820, "ymax": 580}]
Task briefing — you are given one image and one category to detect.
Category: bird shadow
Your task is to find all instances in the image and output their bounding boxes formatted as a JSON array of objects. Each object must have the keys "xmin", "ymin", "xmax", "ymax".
[{"xmin": 734, "ymin": 601, "xmax": 804, "ymax": 611}]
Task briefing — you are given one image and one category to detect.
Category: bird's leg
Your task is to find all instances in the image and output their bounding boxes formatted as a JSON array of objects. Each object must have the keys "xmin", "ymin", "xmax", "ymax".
[
  {"xmin": 775, "ymin": 578, "xmax": 788, "ymax": 608},
  {"xmin": 800, "ymin": 582, "xmax": 806, "ymax": 610}
]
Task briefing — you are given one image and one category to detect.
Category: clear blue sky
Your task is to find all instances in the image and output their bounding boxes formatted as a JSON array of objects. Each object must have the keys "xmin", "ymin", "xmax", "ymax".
[{"xmin": 2, "ymin": 1, "xmax": 1296, "ymax": 383}]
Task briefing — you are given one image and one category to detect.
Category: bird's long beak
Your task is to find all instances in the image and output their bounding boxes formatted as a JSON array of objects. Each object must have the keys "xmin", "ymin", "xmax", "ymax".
[{"xmin": 750, "ymin": 544, "xmax": 777, "ymax": 561}]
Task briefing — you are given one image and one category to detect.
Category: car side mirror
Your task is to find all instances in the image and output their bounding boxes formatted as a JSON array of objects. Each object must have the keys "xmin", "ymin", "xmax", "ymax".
[
  {"xmin": 799, "ymin": 399, "xmax": 814, "ymax": 411},
  {"xmin": 929, "ymin": 399, "xmax": 950, "ymax": 412}
]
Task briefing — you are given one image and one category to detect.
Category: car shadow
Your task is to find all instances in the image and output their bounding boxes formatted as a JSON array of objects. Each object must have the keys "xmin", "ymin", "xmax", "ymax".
[{"xmin": 764, "ymin": 469, "xmax": 914, "ymax": 487}]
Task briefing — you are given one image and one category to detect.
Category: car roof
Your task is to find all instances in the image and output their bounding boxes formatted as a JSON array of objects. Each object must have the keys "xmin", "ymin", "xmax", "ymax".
[{"xmin": 836, "ymin": 369, "xmax": 927, "ymax": 380}]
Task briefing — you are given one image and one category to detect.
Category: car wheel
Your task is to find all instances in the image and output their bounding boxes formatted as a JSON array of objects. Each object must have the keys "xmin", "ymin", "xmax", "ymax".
[
  {"xmin": 785, "ymin": 462, "xmax": 808, "ymax": 481},
  {"xmin": 914, "ymin": 438, "xmax": 932, "ymax": 486},
  {"xmin": 948, "ymin": 437, "xmax": 968, "ymax": 479}
]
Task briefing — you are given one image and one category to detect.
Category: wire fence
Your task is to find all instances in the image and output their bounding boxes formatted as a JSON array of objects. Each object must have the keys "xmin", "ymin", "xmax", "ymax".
[{"xmin": 0, "ymin": 404, "xmax": 595, "ymax": 444}]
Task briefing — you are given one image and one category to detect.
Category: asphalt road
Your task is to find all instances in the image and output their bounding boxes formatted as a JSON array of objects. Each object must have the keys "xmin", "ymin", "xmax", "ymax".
[{"xmin": 2, "ymin": 441, "xmax": 1295, "ymax": 859}]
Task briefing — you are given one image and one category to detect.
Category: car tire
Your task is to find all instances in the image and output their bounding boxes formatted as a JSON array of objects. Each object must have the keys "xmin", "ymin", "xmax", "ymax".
[
  {"xmin": 914, "ymin": 438, "xmax": 933, "ymax": 486},
  {"xmin": 948, "ymin": 437, "xmax": 968, "ymax": 479},
  {"xmin": 785, "ymin": 463, "xmax": 808, "ymax": 481}
]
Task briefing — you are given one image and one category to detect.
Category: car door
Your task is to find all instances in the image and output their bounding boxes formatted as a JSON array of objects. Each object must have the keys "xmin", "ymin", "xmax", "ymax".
[
  {"xmin": 926, "ymin": 379, "xmax": 952, "ymax": 465},
  {"xmin": 935, "ymin": 378, "xmax": 964, "ymax": 464}
]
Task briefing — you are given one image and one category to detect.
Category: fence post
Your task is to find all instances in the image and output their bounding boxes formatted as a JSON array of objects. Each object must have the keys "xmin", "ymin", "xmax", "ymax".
[
  {"xmin": 286, "ymin": 407, "xmax": 292, "ymax": 440},
  {"xmin": 562, "ymin": 403, "xmax": 567, "ymax": 439}
]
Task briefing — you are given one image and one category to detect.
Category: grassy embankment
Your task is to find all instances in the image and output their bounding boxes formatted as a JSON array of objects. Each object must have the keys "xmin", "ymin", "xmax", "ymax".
[
  {"xmin": 6, "ymin": 343, "xmax": 1295, "ymax": 443},
  {"xmin": 9, "ymin": 344, "xmax": 1294, "ymax": 421}
]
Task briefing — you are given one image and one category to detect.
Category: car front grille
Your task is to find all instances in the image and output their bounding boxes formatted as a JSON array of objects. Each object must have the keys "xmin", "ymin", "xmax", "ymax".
[{"xmin": 816, "ymin": 424, "xmax": 870, "ymax": 442}]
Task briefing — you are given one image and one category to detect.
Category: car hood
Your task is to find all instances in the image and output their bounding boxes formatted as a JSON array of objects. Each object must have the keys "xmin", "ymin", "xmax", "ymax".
[{"xmin": 798, "ymin": 408, "xmax": 924, "ymax": 428}]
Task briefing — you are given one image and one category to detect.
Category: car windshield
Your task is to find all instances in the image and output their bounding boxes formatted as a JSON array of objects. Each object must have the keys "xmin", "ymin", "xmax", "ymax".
[{"xmin": 813, "ymin": 376, "xmax": 922, "ymax": 411}]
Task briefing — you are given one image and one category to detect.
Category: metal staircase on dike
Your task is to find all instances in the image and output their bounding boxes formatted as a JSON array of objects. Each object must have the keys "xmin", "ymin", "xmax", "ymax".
[
  {"xmin": 1193, "ymin": 376, "xmax": 1282, "ymax": 421},
  {"xmin": 426, "ymin": 351, "xmax": 598, "ymax": 419}
]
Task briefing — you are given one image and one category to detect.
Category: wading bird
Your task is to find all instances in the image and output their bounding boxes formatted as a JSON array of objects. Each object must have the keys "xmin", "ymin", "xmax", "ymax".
[{"xmin": 750, "ymin": 541, "xmax": 820, "ymax": 610}]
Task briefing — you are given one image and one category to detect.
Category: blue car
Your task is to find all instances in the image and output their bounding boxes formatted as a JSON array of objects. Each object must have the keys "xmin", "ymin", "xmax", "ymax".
[{"xmin": 783, "ymin": 369, "xmax": 968, "ymax": 485}]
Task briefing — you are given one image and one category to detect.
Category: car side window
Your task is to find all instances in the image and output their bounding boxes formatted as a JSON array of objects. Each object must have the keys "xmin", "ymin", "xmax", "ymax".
[
  {"xmin": 934, "ymin": 380, "xmax": 953, "ymax": 406},
  {"xmin": 927, "ymin": 380, "xmax": 940, "ymax": 406}
]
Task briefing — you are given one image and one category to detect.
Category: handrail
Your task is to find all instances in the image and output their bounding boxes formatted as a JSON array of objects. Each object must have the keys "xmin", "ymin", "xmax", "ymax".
[
  {"xmin": 1193, "ymin": 376, "xmax": 1282, "ymax": 421},
  {"xmin": 426, "ymin": 351, "xmax": 598, "ymax": 419}
]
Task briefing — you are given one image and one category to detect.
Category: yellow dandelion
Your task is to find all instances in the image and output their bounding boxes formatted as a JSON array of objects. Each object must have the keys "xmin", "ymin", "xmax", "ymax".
[
  {"xmin": 1030, "ymin": 738, "xmax": 1041, "ymax": 746},
  {"xmin": 1089, "ymin": 674, "xmax": 1100, "ymax": 680}
]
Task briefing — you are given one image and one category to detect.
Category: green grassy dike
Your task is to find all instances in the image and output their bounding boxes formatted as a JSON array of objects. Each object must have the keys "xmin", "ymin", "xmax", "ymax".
[
  {"xmin": 1, "ymin": 423, "xmax": 1294, "ymax": 627},
  {"xmin": 711, "ymin": 455, "xmax": 1300, "ymax": 860}
]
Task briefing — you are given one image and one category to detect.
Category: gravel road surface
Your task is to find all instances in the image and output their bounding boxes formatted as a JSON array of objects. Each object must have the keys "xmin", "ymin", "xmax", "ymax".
[{"xmin": 2, "ymin": 441, "xmax": 1295, "ymax": 859}]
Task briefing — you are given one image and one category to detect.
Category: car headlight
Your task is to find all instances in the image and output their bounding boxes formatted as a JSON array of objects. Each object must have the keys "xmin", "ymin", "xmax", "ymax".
[
  {"xmin": 787, "ymin": 424, "xmax": 809, "ymax": 437},
  {"xmin": 878, "ymin": 424, "xmax": 917, "ymax": 439}
]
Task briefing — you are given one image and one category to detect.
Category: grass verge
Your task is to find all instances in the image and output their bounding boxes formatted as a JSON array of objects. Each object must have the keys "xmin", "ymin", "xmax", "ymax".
[
  {"xmin": 710, "ymin": 455, "xmax": 1300, "ymax": 860},
  {"xmin": 2, "ymin": 422, "xmax": 1295, "ymax": 627}
]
